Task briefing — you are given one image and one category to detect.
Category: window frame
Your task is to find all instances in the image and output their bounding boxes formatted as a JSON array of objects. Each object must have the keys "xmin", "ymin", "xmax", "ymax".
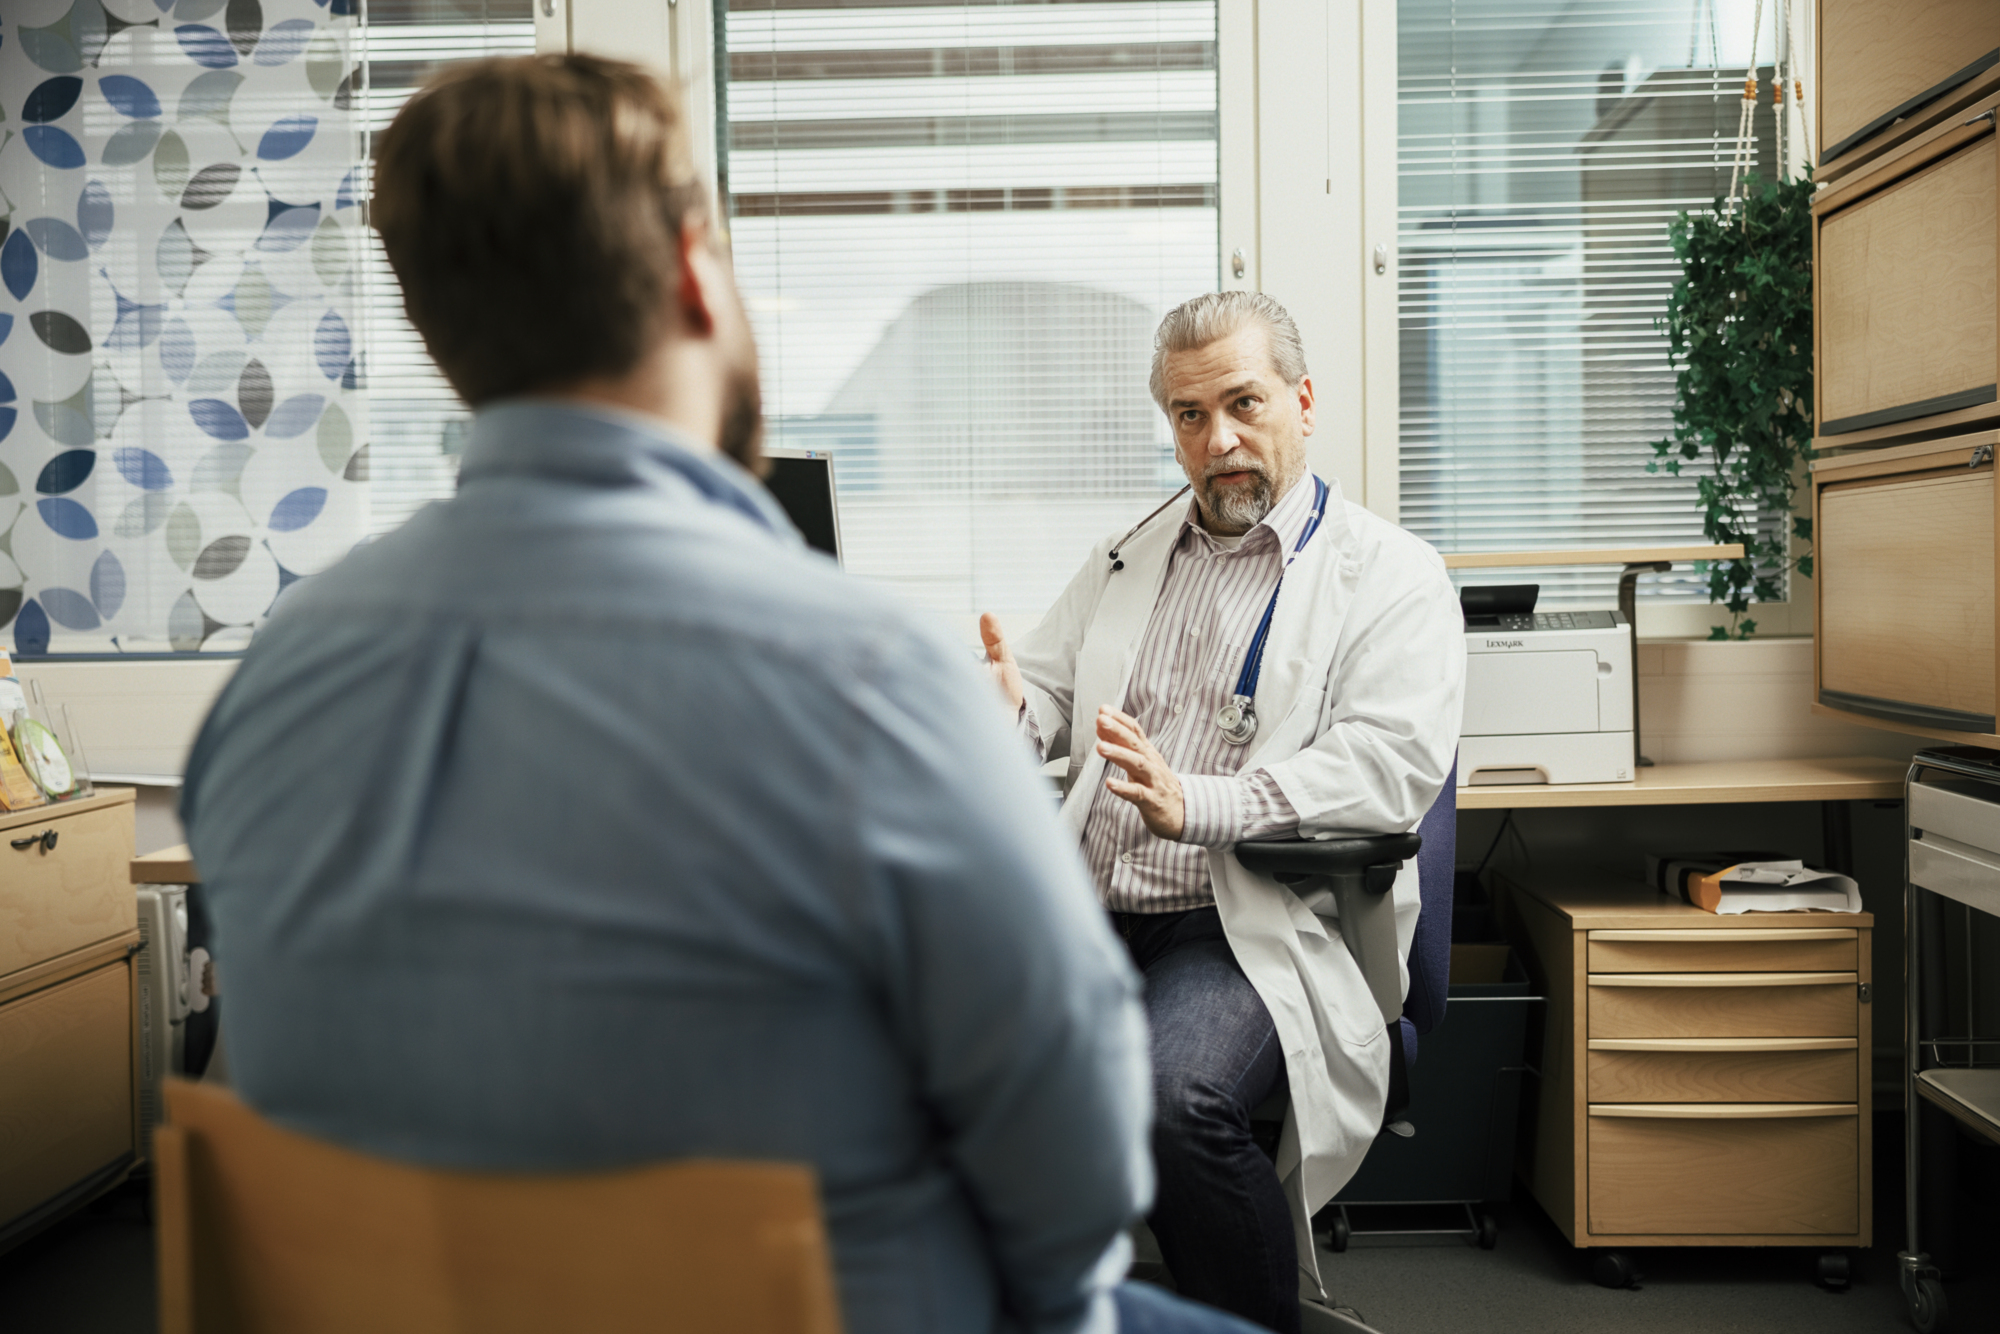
[{"xmin": 552, "ymin": 0, "xmax": 1815, "ymax": 638}]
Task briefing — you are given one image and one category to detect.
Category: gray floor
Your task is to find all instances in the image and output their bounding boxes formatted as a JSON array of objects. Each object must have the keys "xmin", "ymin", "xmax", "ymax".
[
  {"xmin": 1, "ymin": 1118, "xmax": 1993, "ymax": 1334},
  {"xmin": 1318, "ymin": 1200, "xmax": 1912, "ymax": 1334}
]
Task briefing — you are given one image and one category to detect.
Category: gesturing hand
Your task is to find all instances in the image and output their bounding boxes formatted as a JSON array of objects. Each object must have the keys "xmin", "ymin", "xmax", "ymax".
[
  {"xmin": 979, "ymin": 613, "xmax": 1025, "ymax": 713},
  {"xmin": 1095, "ymin": 705, "xmax": 1184, "ymax": 840}
]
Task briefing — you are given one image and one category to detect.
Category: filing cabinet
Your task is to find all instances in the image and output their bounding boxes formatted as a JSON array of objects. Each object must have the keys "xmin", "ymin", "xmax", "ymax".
[
  {"xmin": 0, "ymin": 788, "xmax": 139, "ymax": 1254},
  {"xmin": 1502, "ymin": 873, "xmax": 1872, "ymax": 1258}
]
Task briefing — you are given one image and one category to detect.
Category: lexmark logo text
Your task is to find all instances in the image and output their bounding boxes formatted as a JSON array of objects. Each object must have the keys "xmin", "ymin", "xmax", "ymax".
[{"xmin": 1483, "ymin": 639, "xmax": 1525, "ymax": 649}]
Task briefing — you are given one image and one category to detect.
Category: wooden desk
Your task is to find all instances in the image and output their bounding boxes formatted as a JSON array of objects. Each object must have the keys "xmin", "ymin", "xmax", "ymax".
[
  {"xmin": 1502, "ymin": 871, "xmax": 1873, "ymax": 1273},
  {"xmin": 132, "ymin": 843, "xmax": 198, "ymax": 885},
  {"xmin": 1459, "ymin": 755, "xmax": 1908, "ymax": 810}
]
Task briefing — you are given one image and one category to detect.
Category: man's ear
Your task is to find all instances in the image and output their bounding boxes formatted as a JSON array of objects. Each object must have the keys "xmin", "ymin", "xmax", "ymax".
[
  {"xmin": 1296, "ymin": 374, "xmax": 1315, "ymax": 437},
  {"xmin": 673, "ymin": 216, "xmax": 723, "ymax": 341}
]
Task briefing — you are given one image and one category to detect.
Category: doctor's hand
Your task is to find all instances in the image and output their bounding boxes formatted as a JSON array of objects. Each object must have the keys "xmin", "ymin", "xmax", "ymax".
[
  {"xmin": 1096, "ymin": 706, "xmax": 1184, "ymax": 841},
  {"xmin": 979, "ymin": 613, "xmax": 1026, "ymax": 713}
]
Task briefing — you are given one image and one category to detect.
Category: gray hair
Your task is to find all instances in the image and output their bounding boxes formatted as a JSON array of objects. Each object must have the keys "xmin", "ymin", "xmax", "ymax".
[{"xmin": 1147, "ymin": 291, "xmax": 1308, "ymax": 409}]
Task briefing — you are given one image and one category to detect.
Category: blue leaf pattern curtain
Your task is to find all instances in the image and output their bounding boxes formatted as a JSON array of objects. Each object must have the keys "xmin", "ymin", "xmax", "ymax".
[{"xmin": 0, "ymin": 0, "xmax": 365, "ymax": 655}]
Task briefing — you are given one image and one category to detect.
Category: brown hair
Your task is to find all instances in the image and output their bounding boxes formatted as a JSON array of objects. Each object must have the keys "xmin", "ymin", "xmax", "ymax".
[{"xmin": 372, "ymin": 54, "xmax": 705, "ymax": 406}]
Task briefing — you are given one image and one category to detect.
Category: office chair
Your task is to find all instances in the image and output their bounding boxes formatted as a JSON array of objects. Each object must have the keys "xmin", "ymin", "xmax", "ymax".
[
  {"xmin": 152, "ymin": 1079, "xmax": 843, "ymax": 1334},
  {"xmin": 1232, "ymin": 765, "xmax": 1457, "ymax": 1334},
  {"xmin": 1235, "ymin": 761, "xmax": 1458, "ymax": 1130}
]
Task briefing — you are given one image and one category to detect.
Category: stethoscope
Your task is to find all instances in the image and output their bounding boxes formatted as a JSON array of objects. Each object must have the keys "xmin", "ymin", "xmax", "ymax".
[{"xmin": 1108, "ymin": 475, "xmax": 1329, "ymax": 747}]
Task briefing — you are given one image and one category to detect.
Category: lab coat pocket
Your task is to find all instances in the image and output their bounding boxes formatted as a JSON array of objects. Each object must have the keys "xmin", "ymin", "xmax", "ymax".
[
  {"xmin": 1316, "ymin": 933, "xmax": 1390, "ymax": 1052},
  {"xmin": 1286, "ymin": 885, "xmax": 1391, "ymax": 1051}
]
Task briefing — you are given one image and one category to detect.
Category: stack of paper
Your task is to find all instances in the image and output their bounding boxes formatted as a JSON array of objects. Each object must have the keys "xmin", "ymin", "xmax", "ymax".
[{"xmin": 1645, "ymin": 854, "xmax": 1863, "ymax": 915}]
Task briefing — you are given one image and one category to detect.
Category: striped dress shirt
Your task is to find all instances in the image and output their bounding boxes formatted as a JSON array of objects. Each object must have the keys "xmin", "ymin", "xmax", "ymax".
[{"xmin": 1045, "ymin": 476, "xmax": 1317, "ymax": 914}]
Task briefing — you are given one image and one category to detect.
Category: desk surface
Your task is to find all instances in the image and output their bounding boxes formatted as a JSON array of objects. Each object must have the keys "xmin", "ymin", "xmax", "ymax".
[
  {"xmin": 1503, "ymin": 870, "xmax": 1875, "ymax": 930},
  {"xmin": 1458, "ymin": 755, "xmax": 1908, "ymax": 810},
  {"xmin": 132, "ymin": 842, "xmax": 198, "ymax": 885}
]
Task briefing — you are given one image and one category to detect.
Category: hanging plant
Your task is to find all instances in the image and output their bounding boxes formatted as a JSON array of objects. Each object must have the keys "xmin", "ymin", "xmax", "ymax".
[{"xmin": 1649, "ymin": 170, "xmax": 1816, "ymax": 639}]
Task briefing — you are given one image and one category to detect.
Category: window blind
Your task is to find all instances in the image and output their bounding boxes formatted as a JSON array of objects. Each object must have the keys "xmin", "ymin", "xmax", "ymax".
[
  {"xmin": 722, "ymin": 0, "xmax": 1219, "ymax": 621},
  {"xmin": 1399, "ymin": 0, "xmax": 1784, "ymax": 606},
  {"xmin": 355, "ymin": 0, "xmax": 537, "ymax": 535}
]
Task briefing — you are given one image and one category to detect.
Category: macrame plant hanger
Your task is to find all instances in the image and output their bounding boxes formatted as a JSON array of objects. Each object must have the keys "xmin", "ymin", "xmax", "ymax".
[{"xmin": 1727, "ymin": 0, "xmax": 1816, "ymax": 219}]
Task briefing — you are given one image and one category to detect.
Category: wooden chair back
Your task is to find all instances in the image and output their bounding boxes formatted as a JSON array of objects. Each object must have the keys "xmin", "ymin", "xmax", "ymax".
[{"xmin": 154, "ymin": 1079, "xmax": 843, "ymax": 1334}]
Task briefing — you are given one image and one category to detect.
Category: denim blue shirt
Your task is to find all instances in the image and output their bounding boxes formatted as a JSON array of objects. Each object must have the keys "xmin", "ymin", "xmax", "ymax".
[{"xmin": 181, "ymin": 401, "xmax": 1151, "ymax": 1334}]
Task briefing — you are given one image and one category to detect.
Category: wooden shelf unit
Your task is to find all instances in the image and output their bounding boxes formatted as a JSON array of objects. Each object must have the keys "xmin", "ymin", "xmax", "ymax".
[{"xmin": 0, "ymin": 789, "xmax": 139, "ymax": 1254}]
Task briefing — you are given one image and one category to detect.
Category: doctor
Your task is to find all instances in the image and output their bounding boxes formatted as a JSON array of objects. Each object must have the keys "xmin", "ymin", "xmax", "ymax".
[{"xmin": 981, "ymin": 292, "xmax": 1464, "ymax": 1332}]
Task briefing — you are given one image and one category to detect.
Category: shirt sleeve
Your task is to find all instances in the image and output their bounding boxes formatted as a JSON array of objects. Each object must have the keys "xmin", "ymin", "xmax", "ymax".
[
  {"xmin": 1018, "ymin": 698, "xmax": 1049, "ymax": 760},
  {"xmin": 1177, "ymin": 768, "xmax": 1301, "ymax": 848},
  {"xmin": 853, "ymin": 623, "xmax": 1149, "ymax": 1334}
]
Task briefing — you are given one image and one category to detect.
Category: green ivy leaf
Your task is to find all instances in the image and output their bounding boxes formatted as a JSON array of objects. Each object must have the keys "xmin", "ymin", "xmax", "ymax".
[{"xmin": 1655, "ymin": 172, "xmax": 1815, "ymax": 641}]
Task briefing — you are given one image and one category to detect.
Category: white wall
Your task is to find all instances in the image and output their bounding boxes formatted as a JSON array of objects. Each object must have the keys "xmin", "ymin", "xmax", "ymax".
[
  {"xmin": 1637, "ymin": 637, "xmax": 1920, "ymax": 765},
  {"xmin": 14, "ymin": 660, "xmax": 235, "ymax": 782}
]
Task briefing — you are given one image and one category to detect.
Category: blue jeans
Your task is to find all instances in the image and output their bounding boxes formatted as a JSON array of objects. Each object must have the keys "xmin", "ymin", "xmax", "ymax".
[
  {"xmin": 1112, "ymin": 907, "xmax": 1298, "ymax": 1334},
  {"xmin": 1114, "ymin": 1279, "xmax": 1270, "ymax": 1333}
]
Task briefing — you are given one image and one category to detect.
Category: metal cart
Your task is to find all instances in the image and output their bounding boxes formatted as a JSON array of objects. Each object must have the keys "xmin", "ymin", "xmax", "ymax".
[{"xmin": 1901, "ymin": 748, "xmax": 2000, "ymax": 1332}]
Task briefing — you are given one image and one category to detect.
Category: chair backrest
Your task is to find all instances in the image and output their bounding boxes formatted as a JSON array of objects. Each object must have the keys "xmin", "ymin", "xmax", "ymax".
[
  {"xmin": 1403, "ymin": 756, "xmax": 1457, "ymax": 1038},
  {"xmin": 154, "ymin": 1080, "xmax": 843, "ymax": 1334}
]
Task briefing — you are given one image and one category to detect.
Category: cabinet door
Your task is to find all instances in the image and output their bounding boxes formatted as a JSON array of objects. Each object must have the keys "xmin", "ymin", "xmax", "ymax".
[
  {"xmin": 1818, "ymin": 128, "xmax": 1998, "ymax": 438},
  {"xmin": 0, "ymin": 803, "xmax": 137, "ymax": 984},
  {"xmin": 1818, "ymin": 464, "xmax": 1996, "ymax": 732},
  {"xmin": 0, "ymin": 962, "xmax": 134, "ymax": 1228},
  {"xmin": 1819, "ymin": 0, "xmax": 2000, "ymax": 162}
]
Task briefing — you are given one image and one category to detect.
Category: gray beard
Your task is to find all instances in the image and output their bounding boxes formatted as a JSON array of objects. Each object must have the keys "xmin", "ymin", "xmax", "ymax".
[{"xmin": 1201, "ymin": 471, "xmax": 1275, "ymax": 534}]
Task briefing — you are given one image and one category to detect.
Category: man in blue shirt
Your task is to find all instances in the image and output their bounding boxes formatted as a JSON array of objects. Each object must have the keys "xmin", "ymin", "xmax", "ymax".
[{"xmin": 181, "ymin": 54, "xmax": 1265, "ymax": 1334}]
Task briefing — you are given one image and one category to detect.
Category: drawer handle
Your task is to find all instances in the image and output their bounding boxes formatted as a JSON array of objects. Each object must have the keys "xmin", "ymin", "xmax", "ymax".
[
  {"xmin": 1590, "ymin": 1103, "xmax": 1856, "ymax": 1120},
  {"xmin": 1589, "ymin": 1037, "xmax": 1858, "ymax": 1052},
  {"xmin": 1589, "ymin": 971, "xmax": 1855, "ymax": 988},
  {"xmin": 9, "ymin": 830, "xmax": 56, "ymax": 853},
  {"xmin": 1588, "ymin": 929, "xmax": 1855, "ymax": 942}
]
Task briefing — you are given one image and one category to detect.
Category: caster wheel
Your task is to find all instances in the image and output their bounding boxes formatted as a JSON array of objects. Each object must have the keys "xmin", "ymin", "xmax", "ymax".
[
  {"xmin": 1815, "ymin": 1252, "xmax": 1850, "ymax": 1292},
  {"xmin": 1591, "ymin": 1251, "xmax": 1639, "ymax": 1289},
  {"xmin": 1328, "ymin": 1214, "xmax": 1351, "ymax": 1253},
  {"xmin": 1907, "ymin": 1275, "xmax": 1947, "ymax": 1333},
  {"xmin": 1477, "ymin": 1213, "xmax": 1499, "ymax": 1250}
]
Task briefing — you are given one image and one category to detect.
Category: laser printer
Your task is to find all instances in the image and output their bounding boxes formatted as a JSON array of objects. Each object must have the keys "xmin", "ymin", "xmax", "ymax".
[{"xmin": 1458, "ymin": 585, "xmax": 1634, "ymax": 786}]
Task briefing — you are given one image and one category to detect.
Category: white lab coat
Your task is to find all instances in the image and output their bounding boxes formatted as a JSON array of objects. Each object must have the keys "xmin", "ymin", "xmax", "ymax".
[{"xmin": 1012, "ymin": 476, "xmax": 1465, "ymax": 1296}]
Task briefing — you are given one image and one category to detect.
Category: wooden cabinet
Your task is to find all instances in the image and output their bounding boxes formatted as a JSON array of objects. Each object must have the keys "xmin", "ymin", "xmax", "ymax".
[
  {"xmin": 0, "ymin": 789, "xmax": 138, "ymax": 1253},
  {"xmin": 1811, "ymin": 432, "xmax": 1999, "ymax": 745},
  {"xmin": 1502, "ymin": 873, "xmax": 1872, "ymax": 1251}
]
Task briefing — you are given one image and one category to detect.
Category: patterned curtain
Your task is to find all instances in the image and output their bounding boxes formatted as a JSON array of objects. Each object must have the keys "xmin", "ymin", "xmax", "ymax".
[{"xmin": 0, "ymin": 0, "xmax": 366, "ymax": 655}]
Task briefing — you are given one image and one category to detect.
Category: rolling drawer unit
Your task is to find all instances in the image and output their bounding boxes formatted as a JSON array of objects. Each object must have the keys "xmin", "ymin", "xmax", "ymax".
[
  {"xmin": 0, "ymin": 789, "xmax": 139, "ymax": 1253},
  {"xmin": 1503, "ymin": 873, "xmax": 1872, "ymax": 1282}
]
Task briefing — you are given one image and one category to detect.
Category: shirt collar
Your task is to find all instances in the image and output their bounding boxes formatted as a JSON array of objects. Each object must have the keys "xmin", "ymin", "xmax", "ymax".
[
  {"xmin": 457, "ymin": 398, "xmax": 793, "ymax": 537},
  {"xmin": 1178, "ymin": 470, "xmax": 1320, "ymax": 556}
]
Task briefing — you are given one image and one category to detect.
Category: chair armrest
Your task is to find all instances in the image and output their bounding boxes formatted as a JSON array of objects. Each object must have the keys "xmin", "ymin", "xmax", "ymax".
[
  {"xmin": 1233, "ymin": 834, "xmax": 1421, "ymax": 893},
  {"xmin": 1235, "ymin": 834, "xmax": 1421, "ymax": 1032}
]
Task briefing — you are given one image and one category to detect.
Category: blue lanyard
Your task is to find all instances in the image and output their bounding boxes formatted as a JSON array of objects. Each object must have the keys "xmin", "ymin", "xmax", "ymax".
[{"xmin": 1230, "ymin": 475, "xmax": 1329, "ymax": 700}]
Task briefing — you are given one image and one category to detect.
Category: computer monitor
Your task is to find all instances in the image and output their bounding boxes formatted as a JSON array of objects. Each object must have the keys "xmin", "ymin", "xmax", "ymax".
[{"xmin": 761, "ymin": 449, "xmax": 842, "ymax": 563}]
